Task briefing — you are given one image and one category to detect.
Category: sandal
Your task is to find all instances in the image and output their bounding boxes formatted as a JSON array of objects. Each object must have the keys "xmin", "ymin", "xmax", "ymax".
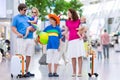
[
  {"xmin": 72, "ymin": 74, "xmax": 76, "ymax": 77},
  {"xmin": 77, "ymin": 74, "xmax": 82, "ymax": 77}
]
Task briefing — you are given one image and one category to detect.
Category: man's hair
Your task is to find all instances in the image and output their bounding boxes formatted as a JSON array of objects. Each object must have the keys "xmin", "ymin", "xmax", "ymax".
[
  {"xmin": 18, "ymin": 3, "xmax": 27, "ymax": 12},
  {"xmin": 104, "ymin": 29, "xmax": 107, "ymax": 32}
]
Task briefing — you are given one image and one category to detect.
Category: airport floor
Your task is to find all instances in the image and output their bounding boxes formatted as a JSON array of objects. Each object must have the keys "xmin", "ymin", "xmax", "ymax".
[{"xmin": 0, "ymin": 47, "xmax": 120, "ymax": 80}]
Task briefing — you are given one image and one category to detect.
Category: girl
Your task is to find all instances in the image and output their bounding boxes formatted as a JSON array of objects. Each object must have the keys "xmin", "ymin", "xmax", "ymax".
[{"xmin": 24, "ymin": 7, "xmax": 40, "ymax": 38}]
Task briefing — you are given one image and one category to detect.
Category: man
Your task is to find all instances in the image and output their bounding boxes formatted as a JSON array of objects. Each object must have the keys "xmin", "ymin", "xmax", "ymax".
[
  {"xmin": 101, "ymin": 29, "xmax": 110, "ymax": 59},
  {"xmin": 11, "ymin": 3, "xmax": 35, "ymax": 77}
]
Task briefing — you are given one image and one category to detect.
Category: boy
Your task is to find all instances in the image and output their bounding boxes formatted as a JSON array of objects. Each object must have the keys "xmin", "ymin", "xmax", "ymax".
[{"xmin": 43, "ymin": 14, "xmax": 62, "ymax": 77}]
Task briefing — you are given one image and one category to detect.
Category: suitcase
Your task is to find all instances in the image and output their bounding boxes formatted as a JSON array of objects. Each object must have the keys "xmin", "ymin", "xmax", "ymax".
[
  {"xmin": 11, "ymin": 54, "xmax": 26, "ymax": 78},
  {"xmin": 88, "ymin": 47, "xmax": 98, "ymax": 77}
]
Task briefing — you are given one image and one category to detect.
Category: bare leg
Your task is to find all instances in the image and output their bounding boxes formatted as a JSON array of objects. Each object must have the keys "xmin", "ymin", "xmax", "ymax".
[
  {"xmin": 72, "ymin": 58, "xmax": 76, "ymax": 75},
  {"xmin": 48, "ymin": 63, "xmax": 52, "ymax": 73},
  {"xmin": 54, "ymin": 64, "xmax": 58, "ymax": 73},
  {"xmin": 78, "ymin": 57, "xmax": 82, "ymax": 75},
  {"xmin": 24, "ymin": 27, "xmax": 32, "ymax": 38},
  {"xmin": 26, "ymin": 56, "xmax": 31, "ymax": 73}
]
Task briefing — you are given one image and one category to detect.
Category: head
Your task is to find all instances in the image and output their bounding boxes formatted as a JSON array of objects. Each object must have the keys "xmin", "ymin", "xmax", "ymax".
[
  {"xmin": 81, "ymin": 16, "xmax": 86, "ymax": 23},
  {"xmin": 48, "ymin": 14, "xmax": 60, "ymax": 26},
  {"xmin": 18, "ymin": 3, "xmax": 27, "ymax": 15},
  {"xmin": 97, "ymin": 43, "xmax": 100, "ymax": 47},
  {"xmin": 104, "ymin": 29, "xmax": 107, "ymax": 33},
  {"xmin": 67, "ymin": 8, "xmax": 79, "ymax": 21},
  {"xmin": 31, "ymin": 7, "xmax": 40, "ymax": 16},
  {"xmin": 79, "ymin": 27, "xmax": 87, "ymax": 34}
]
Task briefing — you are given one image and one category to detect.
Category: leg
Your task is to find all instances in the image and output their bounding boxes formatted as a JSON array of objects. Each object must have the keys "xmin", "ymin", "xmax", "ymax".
[
  {"xmin": 78, "ymin": 57, "xmax": 82, "ymax": 75},
  {"xmin": 103, "ymin": 45, "xmax": 106, "ymax": 59},
  {"xmin": 48, "ymin": 63, "xmax": 52, "ymax": 73},
  {"xmin": 106, "ymin": 45, "xmax": 109, "ymax": 59},
  {"xmin": 26, "ymin": 56, "xmax": 31, "ymax": 73},
  {"xmin": 54, "ymin": 64, "xmax": 59, "ymax": 73},
  {"xmin": 72, "ymin": 58, "xmax": 76, "ymax": 75},
  {"xmin": 100, "ymin": 53, "xmax": 102, "ymax": 59},
  {"xmin": 98, "ymin": 53, "xmax": 99, "ymax": 60},
  {"xmin": 24, "ymin": 39, "xmax": 35, "ymax": 77},
  {"xmin": 24, "ymin": 26, "xmax": 32, "ymax": 38},
  {"xmin": 48, "ymin": 63, "xmax": 53, "ymax": 77}
]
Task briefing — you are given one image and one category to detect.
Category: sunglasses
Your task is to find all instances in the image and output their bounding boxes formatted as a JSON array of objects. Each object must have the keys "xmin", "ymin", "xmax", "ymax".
[{"xmin": 32, "ymin": 12, "xmax": 37, "ymax": 13}]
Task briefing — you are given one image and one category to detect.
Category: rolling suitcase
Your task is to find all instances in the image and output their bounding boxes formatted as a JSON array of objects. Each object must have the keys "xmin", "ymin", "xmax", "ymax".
[
  {"xmin": 88, "ymin": 47, "xmax": 98, "ymax": 77},
  {"xmin": 11, "ymin": 54, "xmax": 26, "ymax": 78}
]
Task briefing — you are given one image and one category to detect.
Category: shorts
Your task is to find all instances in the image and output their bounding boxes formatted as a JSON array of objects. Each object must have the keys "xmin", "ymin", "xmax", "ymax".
[
  {"xmin": 46, "ymin": 49, "xmax": 60, "ymax": 64},
  {"xmin": 17, "ymin": 38, "xmax": 35, "ymax": 56}
]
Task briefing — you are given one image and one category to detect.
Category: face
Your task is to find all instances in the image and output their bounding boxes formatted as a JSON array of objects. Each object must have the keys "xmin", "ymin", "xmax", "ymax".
[
  {"xmin": 67, "ymin": 11, "xmax": 72, "ymax": 19},
  {"xmin": 49, "ymin": 18, "xmax": 56, "ymax": 26},
  {"xmin": 32, "ymin": 9, "xmax": 37, "ymax": 16},
  {"xmin": 20, "ymin": 8, "xmax": 27, "ymax": 15}
]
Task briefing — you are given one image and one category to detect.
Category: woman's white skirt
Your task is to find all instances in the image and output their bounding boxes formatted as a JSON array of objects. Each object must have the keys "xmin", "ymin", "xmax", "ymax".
[{"xmin": 66, "ymin": 39, "xmax": 85, "ymax": 59}]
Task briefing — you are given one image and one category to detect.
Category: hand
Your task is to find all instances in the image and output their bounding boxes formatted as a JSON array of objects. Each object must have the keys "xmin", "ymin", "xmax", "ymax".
[
  {"xmin": 58, "ymin": 47, "xmax": 61, "ymax": 52},
  {"xmin": 17, "ymin": 33, "xmax": 23, "ymax": 38},
  {"xmin": 76, "ymin": 28, "xmax": 79, "ymax": 30}
]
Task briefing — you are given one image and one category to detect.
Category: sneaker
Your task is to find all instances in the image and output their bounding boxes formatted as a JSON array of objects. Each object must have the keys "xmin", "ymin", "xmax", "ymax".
[
  {"xmin": 23, "ymin": 73, "xmax": 30, "ymax": 77},
  {"xmin": 26, "ymin": 72, "xmax": 35, "ymax": 77},
  {"xmin": 53, "ymin": 73, "xmax": 59, "ymax": 77},
  {"xmin": 48, "ymin": 73, "xmax": 53, "ymax": 77}
]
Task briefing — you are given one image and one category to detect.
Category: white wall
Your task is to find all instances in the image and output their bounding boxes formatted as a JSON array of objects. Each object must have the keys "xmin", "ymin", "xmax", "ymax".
[{"xmin": 0, "ymin": 0, "xmax": 6, "ymax": 18}]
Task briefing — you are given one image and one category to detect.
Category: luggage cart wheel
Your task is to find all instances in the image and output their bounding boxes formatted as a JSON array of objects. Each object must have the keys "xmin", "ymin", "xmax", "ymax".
[
  {"xmin": 88, "ymin": 73, "xmax": 92, "ymax": 77},
  {"xmin": 11, "ymin": 74, "xmax": 13, "ymax": 78},
  {"xmin": 94, "ymin": 73, "xmax": 98, "ymax": 77}
]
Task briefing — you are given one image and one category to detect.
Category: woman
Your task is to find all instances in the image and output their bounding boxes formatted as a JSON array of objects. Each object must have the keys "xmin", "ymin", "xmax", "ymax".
[{"xmin": 65, "ymin": 9, "xmax": 85, "ymax": 77}]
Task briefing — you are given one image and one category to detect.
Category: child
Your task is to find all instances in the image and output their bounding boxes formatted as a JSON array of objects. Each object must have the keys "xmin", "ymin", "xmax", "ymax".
[
  {"xmin": 59, "ymin": 25, "xmax": 68, "ymax": 65},
  {"xmin": 76, "ymin": 16, "xmax": 87, "ymax": 39},
  {"xmin": 97, "ymin": 43, "xmax": 102, "ymax": 60},
  {"xmin": 43, "ymin": 14, "xmax": 62, "ymax": 77},
  {"xmin": 24, "ymin": 7, "xmax": 40, "ymax": 38}
]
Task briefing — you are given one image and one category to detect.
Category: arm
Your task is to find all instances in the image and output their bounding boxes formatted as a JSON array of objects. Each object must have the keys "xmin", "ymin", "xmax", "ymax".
[
  {"xmin": 58, "ymin": 39, "xmax": 63, "ymax": 51},
  {"xmin": 11, "ymin": 26, "xmax": 23, "ymax": 38},
  {"xmin": 62, "ymin": 26, "xmax": 68, "ymax": 35},
  {"xmin": 28, "ymin": 16, "xmax": 38, "ymax": 24}
]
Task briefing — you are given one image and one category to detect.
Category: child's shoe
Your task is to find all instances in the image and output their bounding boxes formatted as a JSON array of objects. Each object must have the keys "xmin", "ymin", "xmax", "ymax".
[
  {"xmin": 48, "ymin": 73, "xmax": 53, "ymax": 77},
  {"xmin": 53, "ymin": 73, "xmax": 59, "ymax": 77}
]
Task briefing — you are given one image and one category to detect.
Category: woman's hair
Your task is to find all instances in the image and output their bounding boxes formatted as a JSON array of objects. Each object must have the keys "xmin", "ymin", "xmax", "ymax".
[
  {"xmin": 68, "ymin": 8, "xmax": 79, "ymax": 21},
  {"xmin": 18, "ymin": 3, "xmax": 27, "ymax": 12},
  {"xmin": 32, "ymin": 7, "xmax": 40, "ymax": 16}
]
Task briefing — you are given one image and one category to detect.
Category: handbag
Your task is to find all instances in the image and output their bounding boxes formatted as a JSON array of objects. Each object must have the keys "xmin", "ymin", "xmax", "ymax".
[{"xmin": 39, "ymin": 54, "xmax": 47, "ymax": 65}]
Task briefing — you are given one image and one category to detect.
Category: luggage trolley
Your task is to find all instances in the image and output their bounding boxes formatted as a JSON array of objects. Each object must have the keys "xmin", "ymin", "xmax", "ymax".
[{"xmin": 88, "ymin": 45, "xmax": 98, "ymax": 77}]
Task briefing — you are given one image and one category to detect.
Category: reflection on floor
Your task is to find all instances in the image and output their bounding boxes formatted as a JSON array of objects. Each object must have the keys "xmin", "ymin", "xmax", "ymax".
[{"xmin": 0, "ymin": 48, "xmax": 120, "ymax": 80}]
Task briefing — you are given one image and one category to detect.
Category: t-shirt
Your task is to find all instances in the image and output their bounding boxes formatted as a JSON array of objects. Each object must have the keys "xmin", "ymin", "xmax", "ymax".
[
  {"xmin": 28, "ymin": 16, "xmax": 38, "ymax": 24},
  {"xmin": 28, "ymin": 16, "xmax": 38, "ymax": 29},
  {"xmin": 101, "ymin": 33, "xmax": 110, "ymax": 45},
  {"xmin": 43, "ymin": 25, "xmax": 62, "ymax": 49},
  {"xmin": 66, "ymin": 19, "xmax": 80, "ymax": 41},
  {"xmin": 11, "ymin": 14, "xmax": 33, "ymax": 39}
]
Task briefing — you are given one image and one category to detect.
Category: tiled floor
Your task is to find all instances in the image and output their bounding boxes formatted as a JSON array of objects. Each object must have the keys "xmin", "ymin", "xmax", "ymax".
[{"xmin": 0, "ymin": 48, "xmax": 120, "ymax": 80}]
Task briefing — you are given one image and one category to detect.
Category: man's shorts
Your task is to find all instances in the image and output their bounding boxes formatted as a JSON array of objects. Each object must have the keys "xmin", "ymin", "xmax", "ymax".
[{"xmin": 16, "ymin": 38, "xmax": 35, "ymax": 56}]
